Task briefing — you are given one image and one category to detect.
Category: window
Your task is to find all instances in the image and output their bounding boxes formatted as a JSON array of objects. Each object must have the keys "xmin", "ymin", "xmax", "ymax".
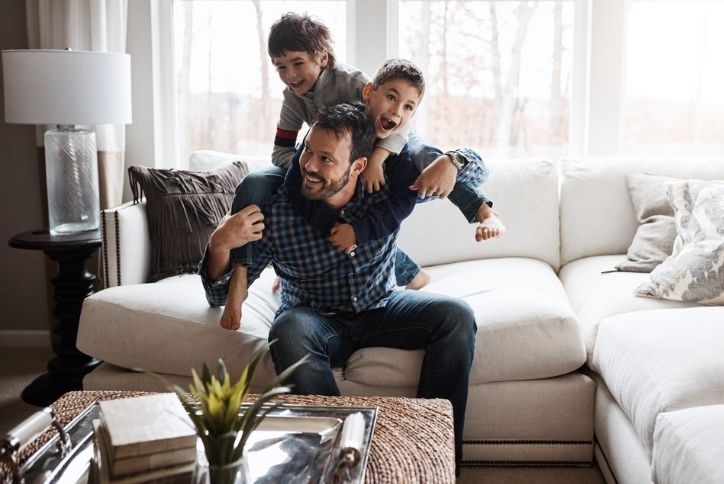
[
  {"xmin": 398, "ymin": 1, "xmax": 574, "ymax": 159},
  {"xmin": 165, "ymin": 0, "xmax": 724, "ymax": 166},
  {"xmin": 173, "ymin": 1, "xmax": 347, "ymax": 165},
  {"xmin": 622, "ymin": 1, "xmax": 724, "ymax": 156}
]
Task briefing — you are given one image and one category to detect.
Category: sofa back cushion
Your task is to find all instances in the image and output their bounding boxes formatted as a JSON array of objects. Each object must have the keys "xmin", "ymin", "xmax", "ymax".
[
  {"xmin": 398, "ymin": 158, "xmax": 561, "ymax": 270},
  {"xmin": 559, "ymin": 157, "xmax": 724, "ymax": 266}
]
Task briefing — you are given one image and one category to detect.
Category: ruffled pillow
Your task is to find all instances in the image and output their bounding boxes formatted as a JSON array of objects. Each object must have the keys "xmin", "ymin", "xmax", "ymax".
[{"xmin": 128, "ymin": 162, "xmax": 248, "ymax": 282}]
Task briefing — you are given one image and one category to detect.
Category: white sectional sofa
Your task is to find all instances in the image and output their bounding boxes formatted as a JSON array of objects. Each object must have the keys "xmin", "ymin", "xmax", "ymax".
[{"xmin": 77, "ymin": 155, "xmax": 724, "ymax": 482}]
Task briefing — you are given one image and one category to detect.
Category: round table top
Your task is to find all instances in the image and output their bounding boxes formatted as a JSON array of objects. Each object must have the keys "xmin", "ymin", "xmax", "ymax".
[{"xmin": 8, "ymin": 228, "xmax": 101, "ymax": 252}]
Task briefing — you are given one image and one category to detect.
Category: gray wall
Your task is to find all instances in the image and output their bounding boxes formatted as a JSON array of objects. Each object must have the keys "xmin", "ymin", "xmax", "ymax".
[{"xmin": 0, "ymin": 2, "xmax": 52, "ymax": 334}]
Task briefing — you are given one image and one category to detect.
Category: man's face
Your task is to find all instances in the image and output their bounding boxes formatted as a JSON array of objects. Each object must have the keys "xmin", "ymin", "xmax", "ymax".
[
  {"xmin": 299, "ymin": 126, "xmax": 356, "ymax": 201},
  {"xmin": 273, "ymin": 50, "xmax": 328, "ymax": 95},
  {"xmin": 363, "ymin": 79, "xmax": 421, "ymax": 139}
]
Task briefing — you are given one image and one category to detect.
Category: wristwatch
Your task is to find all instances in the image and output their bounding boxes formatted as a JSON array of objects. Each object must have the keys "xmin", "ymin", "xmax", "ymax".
[{"xmin": 445, "ymin": 151, "xmax": 465, "ymax": 172}]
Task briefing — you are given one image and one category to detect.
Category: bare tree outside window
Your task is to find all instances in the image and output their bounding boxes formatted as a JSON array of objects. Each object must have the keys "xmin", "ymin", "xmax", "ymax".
[{"xmin": 399, "ymin": 0, "xmax": 574, "ymax": 159}]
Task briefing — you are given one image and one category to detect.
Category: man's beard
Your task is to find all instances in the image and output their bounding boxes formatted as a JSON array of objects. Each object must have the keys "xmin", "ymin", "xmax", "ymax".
[{"xmin": 301, "ymin": 165, "xmax": 352, "ymax": 200}]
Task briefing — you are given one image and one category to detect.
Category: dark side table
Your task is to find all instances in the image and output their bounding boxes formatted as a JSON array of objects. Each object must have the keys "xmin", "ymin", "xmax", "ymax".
[{"xmin": 8, "ymin": 229, "xmax": 103, "ymax": 406}]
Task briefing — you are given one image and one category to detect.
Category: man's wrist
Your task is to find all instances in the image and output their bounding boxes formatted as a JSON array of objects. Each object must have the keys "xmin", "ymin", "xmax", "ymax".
[{"xmin": 444, "ymin": 151, "xmax": 465, "ymax": 172}]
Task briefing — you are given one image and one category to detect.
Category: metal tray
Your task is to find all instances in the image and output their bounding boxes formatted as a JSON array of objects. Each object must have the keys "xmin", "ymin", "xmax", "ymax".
[{"xmin": 13, "ymin": 403, "xmax": 377, "ymax": 484}]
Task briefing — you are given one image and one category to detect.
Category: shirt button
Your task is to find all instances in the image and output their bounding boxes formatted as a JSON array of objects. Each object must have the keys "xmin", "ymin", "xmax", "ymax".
[
  {"xmin": 349, "ymin": 251, "xmax": 356, "ymax": 257},
  {"xmin": 352, "ymin": 295, "xmax": 358, "ymax": 302}
]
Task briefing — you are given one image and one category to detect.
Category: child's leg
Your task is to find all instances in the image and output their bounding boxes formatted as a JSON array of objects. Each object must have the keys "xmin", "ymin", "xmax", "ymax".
[
  {"xmin": 446, "ymin": 147, "xmax": 491, "ymax": 222},
  {"xmin": 229, "ymin": 166, "xmax": 286, "ymax": 265},
  {"xmin": 395, "ymin": 248, "xmax": 431, "ymax": 290},
  {"xmin": 219, "ymin": 265, "xmax": 247, "ymax": 331}
]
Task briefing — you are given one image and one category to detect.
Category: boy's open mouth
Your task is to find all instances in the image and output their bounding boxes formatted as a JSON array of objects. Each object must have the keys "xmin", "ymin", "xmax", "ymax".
[
  {"xmin": 380, "ymin": 116, "xmax": 397, "ymax": 131},
  {"xmin": 289, "ymin": 80, "xmax": 304, "ymax": 90}
]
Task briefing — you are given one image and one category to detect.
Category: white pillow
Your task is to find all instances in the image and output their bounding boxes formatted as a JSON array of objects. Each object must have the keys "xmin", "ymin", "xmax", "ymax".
[{"xmin": 634, "ymin": 181, "xmax": 724, "ymax": 305}]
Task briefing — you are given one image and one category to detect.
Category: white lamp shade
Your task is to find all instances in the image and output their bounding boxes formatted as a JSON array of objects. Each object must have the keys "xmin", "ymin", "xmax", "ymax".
[{"xmin": 2, "ymin": 49, "xmax": 132, "ymax": 125}]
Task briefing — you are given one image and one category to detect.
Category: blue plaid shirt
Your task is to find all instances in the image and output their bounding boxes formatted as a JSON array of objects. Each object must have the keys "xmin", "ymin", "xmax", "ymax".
[{"xmin": 201, "ymin": 178, "xmax": 417, "ymax": 315}]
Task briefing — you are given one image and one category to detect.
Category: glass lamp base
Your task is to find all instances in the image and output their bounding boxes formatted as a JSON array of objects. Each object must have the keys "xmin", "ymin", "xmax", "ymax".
[{"xmin": 44, "ymin": 128, "xmax": 100, "ymax": 235}]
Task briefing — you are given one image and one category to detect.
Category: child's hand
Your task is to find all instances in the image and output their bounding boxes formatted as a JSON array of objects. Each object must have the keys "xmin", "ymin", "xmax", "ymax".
[
  {"xmin": 329, "ymin": 223, "xmax": 358, "ymax": 254},
  {"xmin": 362, "ymin": 161, "xmax": 386, "ymax": 193},
  {"xmin": 410, "ymin": 154, "xmax": 457, "ymax": 198},
  {"xmin": 362, "ymin": 147, "xmax": 390, "ymax": 193}
]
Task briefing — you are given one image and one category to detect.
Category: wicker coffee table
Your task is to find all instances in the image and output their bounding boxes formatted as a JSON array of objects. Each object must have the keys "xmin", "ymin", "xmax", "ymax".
[{"xmin": 1, "ymin": 391, "xmax": 455, "ymax": 483}]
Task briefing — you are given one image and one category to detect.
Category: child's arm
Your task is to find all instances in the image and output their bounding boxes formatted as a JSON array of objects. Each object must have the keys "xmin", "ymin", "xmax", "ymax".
[
  {"xmin": 361, "ymin": 146, "xmax": 392, "ymax": 193},
  {"xmin": 271, "ymin": 91, "xmax": 307, "ymax": 169},
  {"xmin": 345, "ymin": 148, "xmax": 419, "ymax": 245},
  {"xmin": 219, "ymin": 265, "xmax": 248, "ymax": 331}
]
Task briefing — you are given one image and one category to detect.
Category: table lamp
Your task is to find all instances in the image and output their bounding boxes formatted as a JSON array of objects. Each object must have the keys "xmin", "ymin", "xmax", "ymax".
[{"xmin": 2, "ymin": 49, "xmax": 131, "ymax": 235}]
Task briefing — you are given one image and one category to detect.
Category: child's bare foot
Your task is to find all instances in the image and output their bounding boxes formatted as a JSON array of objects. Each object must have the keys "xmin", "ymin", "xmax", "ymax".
[
  {"xmin": 272, "ymin": 276, "xmax": 281, "ymax": 293},
  {"xmin": 475, "ymin": 207, "xmax": 506, "ymax": 242},
  {"xmin": 220, "ymin": 302, "xmax": 241, "ymax": 331},
  {"xmin": 406, "ymin": 270, "xmax": 431, "ymax": 290}
]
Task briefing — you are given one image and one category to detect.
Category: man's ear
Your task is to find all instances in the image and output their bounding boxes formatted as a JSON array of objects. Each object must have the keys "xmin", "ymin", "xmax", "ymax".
[
  {"xmin": 352, "ymin": 156, "xmax": 367, "ymax": 176},
  {"xmin": 362, "ymin": 82, "xmax": 373, "ymax": 103}
]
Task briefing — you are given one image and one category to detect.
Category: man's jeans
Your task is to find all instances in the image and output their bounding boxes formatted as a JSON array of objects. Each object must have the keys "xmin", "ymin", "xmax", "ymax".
[{"xmin": 268, "ymin": 290, "xmax": 477, "ymax": 468}]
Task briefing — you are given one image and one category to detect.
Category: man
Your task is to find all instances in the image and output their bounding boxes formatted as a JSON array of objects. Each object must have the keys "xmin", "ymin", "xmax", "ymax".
[{"xmin": 200, "ymin": 103, "xmax": 476, "ymax": 470}]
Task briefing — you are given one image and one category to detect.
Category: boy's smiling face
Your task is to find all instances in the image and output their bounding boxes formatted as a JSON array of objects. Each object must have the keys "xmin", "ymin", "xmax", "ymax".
[
  {"xmin": 362, "ymin": 79, "xmax": 421, "ymax": 139},
  {"xmin": 273, "ymin": 50, "xmax": 328, "ymax": 95}
]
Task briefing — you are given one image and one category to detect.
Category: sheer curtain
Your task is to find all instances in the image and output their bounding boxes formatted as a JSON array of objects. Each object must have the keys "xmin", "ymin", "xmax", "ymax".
[{"xmin": 25, "ymin": 0, "xmax": 129, "ymax": 209}]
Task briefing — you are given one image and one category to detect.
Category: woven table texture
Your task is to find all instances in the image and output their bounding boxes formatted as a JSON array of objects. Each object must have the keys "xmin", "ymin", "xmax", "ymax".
[{"xmin": 1, "ymin": 391, "xmax": 455, "ymax": 484}]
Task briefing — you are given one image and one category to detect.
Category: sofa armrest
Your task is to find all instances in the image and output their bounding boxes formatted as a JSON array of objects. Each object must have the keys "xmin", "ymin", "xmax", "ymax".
[{"xmin": 101, "ymin": 200, "xmax": 150, "ymax": 287}]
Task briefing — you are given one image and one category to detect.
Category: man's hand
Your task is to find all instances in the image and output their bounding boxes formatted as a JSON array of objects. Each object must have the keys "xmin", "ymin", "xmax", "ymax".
[
  {"xmin": 410, "ymin": 154, "xmax": 457, "ymax": 198},
  {"xmin": 362, "ymin": 147, "xmax": 390, "ymax": 193},
  {"xmin": 206, "ymin": 205, "xmax": 264, "ymax": 280},
  {"xmin": 328, "ymin": 223, "xmax": 357, "ymax": 254},
  {"xmin": 209, "ymin": 205, "xmax": 264, "ymax": 253}
]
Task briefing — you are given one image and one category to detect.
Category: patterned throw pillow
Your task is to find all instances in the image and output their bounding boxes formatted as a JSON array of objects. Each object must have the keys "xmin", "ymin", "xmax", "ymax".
[
  {"xmin": 634, "ymin": 182, "xmax": 724, "ymax": 304},
  {"xmin": 128, "ymin": 162, "xmax": 248, "ymax": 282}
]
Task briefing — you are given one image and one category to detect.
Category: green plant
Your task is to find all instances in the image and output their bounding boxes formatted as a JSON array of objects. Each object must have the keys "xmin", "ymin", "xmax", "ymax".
[{"xmin": 165, "ymin": 344, "xmax": 307, "ymax": 466}]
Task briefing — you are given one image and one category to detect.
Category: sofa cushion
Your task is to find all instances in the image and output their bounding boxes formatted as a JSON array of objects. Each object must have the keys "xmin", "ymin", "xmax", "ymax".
[
  {"xmin": 399, "ymin": 158, "xmax": 561, "ymax": 270},
  {"xmin": 559, "ymin": 157, "xmax": 724, "ymax": 266},
  {"xmin": 559, "ymin": 255, "xmax": 699, "ymax": 361},
  {"xmin": 343, "ymin": 257, "xmax": 585, "ymax": 386},
  {"xmin": 652, "ymin": 405, "xmax": 724, "ymax": 484},
  {"xmin": 127, "ymin": 162, "xmax": 248, "ymax": 282},
  {"xmin": 79, "ymin": 258, "xmax": 584, "ymax": 389},
  {"xmin": 635, "ymin": 182, "xmax": 724, "ymax": 304},
  {"xmin": 592, "ymin": 307, "xmax": 724, "ymax": 456},
  {"xmin": 77, "ymin": 269, "xmax": 279, "ymax": 386}
]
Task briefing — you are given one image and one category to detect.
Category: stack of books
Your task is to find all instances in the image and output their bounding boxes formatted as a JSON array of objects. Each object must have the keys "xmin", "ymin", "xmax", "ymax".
[{"xmin": 92, "ymin": 393, "xmax": 198, "ymax": 483}]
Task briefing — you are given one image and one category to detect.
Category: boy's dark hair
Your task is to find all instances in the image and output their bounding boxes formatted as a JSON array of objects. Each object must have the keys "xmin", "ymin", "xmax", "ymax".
[
  {"xmin": 314, "ymin": 102, "xmax": 376, "ymax": 162},
  {"xmin": 268, "ymin": 12, "xmax": 336, "ymax": 70},
  {"xmin": 371, "ymin": 58, "xmax": 425, "ymax": 98}
]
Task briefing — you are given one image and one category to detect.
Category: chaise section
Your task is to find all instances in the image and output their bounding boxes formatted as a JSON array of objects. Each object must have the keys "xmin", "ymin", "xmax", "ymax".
[
  {"xmin": 592, "ymin": 307, "xmax": 724, "ymax": 457},
  {"xmin": 652, "ymin": 405, "xmax": 724, "ymax": 484}
]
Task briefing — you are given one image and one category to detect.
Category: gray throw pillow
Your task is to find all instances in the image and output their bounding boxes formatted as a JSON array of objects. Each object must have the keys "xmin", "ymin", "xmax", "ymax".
[
  {"xmin": 635, "ymin": 181, "xmax": 724, "ymax": 305},
  {"xmin": 616, "ymin": 173, "xmax": 680, "ymax": 272},
  {"xmin": 128, "ymin": 162, "xmax": 248, "ymax": 282}
]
